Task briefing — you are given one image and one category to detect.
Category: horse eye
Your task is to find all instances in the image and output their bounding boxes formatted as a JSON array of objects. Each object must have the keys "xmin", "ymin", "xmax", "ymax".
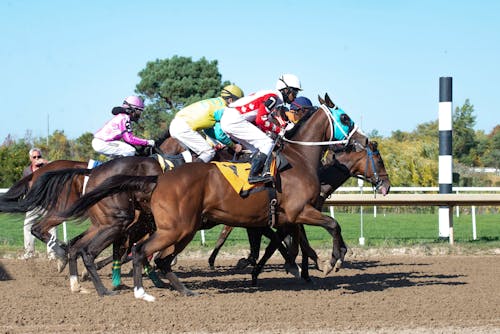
[{"xmin": 340, "ymin": 114, "xmax": 351, "ymax": 126}]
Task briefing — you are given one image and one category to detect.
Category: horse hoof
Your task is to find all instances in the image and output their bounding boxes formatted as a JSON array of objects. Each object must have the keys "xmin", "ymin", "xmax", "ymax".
[
  {"xmin": 236, "ymin": 258, "xmax": 251, "ymax": 269},
  {"xmin": 56, "ymin": 258, "xmax": 67, "ymax": 273},
  {"xmin": 102, "ymin": 289, "xmax": 118, "ymax": 297},
  {"xmin": 184, "ymin": 290, "xmax": 199, "ymax": 297},
  {"xmin": 322, "ymin": 260, "xmax": 334, "ymax": 277},
  {"xmin": 284, "ymin": 263, "xmax": 301, "ymax": 279},
  {"xmin": 134, "ymin": 287, "xmax": 156, "ymax": 302},
  {"xmin": 79, "ymin": 287, "xmax": 91, "ymax": 294},
  {"xmin": 111, "ymin": 284, "xmax": 130, "ymax": 291},
  {"xmin": 334, "ymin": 259, "xmax": 343, "ymax": 272},
  {"xmin": 81, "ymin": 270, "xmax": 89, "ymax": 282}
]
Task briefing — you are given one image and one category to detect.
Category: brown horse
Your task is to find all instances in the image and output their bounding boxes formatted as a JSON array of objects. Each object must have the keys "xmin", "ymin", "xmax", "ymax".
[
  {"xmin": 70, "ymin": 93, "xmax": 366, "ymax": 301},
  {"xmin": 17, "ymin": 137, "xmax": 254, "ymax": 296},
  {"xmin": 209, "ymin": 138, "xmax": 390, "ymax": 274},
  {"xmin": 0, "ymin": 139, "xmax": 179, "ymax": 261},
  {"xmin": 0, "ymin": 134, "xmax": 194, "ymax": 294},
  {"xmin": 0, "ymin": 160, "xmax": 88, "ymax": 259}
]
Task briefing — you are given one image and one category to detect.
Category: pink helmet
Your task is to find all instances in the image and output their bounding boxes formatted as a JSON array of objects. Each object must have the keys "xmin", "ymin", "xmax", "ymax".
[{"xmin": 122, "ymin": 95, "xmax": 144, "ymax": 110}]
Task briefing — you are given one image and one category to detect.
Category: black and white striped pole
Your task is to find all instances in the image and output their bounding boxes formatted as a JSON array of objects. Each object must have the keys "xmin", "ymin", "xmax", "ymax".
[{"xmin": 438, "ymin": 77, "xmax": 453, "ymax": 242}]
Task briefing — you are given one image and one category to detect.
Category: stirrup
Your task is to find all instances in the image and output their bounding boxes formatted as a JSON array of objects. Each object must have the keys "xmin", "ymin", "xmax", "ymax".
[{"xmin": 248, "ymin": 174, "xmax": 273, "ymax": 184}]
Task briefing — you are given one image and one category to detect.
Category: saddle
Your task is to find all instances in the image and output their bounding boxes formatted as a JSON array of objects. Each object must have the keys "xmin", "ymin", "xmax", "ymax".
[{"xmin": 211, "ymin": 152, "xmax": 287, "ymax": 196}]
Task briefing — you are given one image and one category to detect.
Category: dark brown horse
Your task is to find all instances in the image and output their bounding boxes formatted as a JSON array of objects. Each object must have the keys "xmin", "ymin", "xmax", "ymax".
[
  {"xmin": 0, "ymin": 135, "xmax": 192, "ymax": 294},
  {"xmin": 0, "ymin": 160, "xmax": 88, "ymax": 260},
  {"xmin": 68, "ymin": 94, "xmax": 367, "ymax": 301},
  {"xmin": 209, "ymin": 138, "xmax": 390, "ymax": 273}
]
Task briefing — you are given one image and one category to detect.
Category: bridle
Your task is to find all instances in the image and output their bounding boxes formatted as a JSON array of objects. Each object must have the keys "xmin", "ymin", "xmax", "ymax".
[
  {"xmin": 282, "ymin": 104, "xmax": 386, "ymax": 192},
  {"xmin": 281, "ymin": 104, "xmax": 358, "ymax": 146},
  {"xmin": 328, "ymin": 140, "xmax": 387, "ymax": 193}
]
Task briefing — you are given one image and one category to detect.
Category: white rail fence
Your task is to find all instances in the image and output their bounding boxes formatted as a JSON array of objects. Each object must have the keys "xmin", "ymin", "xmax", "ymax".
[{"xmin": 324, "ymin": 186, "xmax": 500, "ymax": 245}]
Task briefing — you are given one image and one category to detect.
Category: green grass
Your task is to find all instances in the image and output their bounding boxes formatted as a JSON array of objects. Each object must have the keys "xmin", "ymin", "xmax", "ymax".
[
  {"xmin": 1, "ymin": 211, "xmax": 499, "ymax": 256},
  {"xmin": 0, "ymin": 213, "xmax": 90, "ymax": 255}
]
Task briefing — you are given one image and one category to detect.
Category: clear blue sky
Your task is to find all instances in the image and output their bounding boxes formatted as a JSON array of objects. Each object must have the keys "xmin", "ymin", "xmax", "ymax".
[{"xmin": 1, "ymin": 0, "xmax": 499, "ymax": 142}]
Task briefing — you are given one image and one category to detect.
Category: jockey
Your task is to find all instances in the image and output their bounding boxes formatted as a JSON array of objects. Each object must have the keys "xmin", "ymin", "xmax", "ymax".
[
  {"xmin": 286, "ymin": 96, "xmax": 313, "ymax": 123},
  {"xmin": 169, "ymin": 84, "xmax": 244, "ymax": 162},
  {"xmin": 92, "ymin": 95, "xmax": 155, "ymax": 157},
  {"xmin": 220, "ymin": 74, "xmax": 302, "ymax": 183}
]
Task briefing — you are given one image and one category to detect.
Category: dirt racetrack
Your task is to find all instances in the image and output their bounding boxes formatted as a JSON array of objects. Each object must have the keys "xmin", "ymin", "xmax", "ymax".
[{"xmin": 0, "ymin": 249, "xmax": 499, "ymax": 334}]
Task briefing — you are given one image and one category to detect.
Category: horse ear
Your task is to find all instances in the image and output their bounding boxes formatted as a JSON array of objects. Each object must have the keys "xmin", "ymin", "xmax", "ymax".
[
  {"xmin": 318, "ymin": 94, "xmax": 325, "ymax": 105},
  {"xmin": 324, "ymin": 93, "xmax": 335, "ymax": 108}
]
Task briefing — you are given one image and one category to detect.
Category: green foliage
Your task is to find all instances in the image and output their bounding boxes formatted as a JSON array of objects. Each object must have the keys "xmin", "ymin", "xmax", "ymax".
[
  {"xmin": 453, "ymin": 99, "xmax": 478, "ymax": 165},
  {"xmin": 34, "ymin": 130, "xmax": 72, "ymax": 160},
  {"xmin": 481, "ymin": 126, "xmax": 500, "ymax": 169},
  {"xmin": 71, "ymin": 132, "xmax": 99, "ymax": 161},
  {"xmin": 134, "ymin": 55, "xmax": 230, "ymax": 138},
  {"xmin": 377, "ymin": 136, "xmax": 437, "ymax": 187},
  {"xmin": 0, "ymin": 140, "xmax": 30, "ymax": 187}
]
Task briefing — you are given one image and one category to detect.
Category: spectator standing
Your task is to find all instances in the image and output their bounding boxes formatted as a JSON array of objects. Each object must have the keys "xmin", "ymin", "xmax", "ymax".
[{"xmin": 21, "ymin": 148, "xmax": 57, "ymax": 260}]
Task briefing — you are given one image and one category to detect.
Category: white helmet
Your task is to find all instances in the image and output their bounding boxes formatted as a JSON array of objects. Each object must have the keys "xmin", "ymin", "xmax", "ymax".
[{"xmin": 275, "ymin": 74, "xmax": 302, "ymax": 91}]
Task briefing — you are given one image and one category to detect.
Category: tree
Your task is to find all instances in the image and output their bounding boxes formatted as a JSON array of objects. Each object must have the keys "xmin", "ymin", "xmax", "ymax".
[
  {"xmin": 72, "ymin": 132, "xmax": 99, "ymax": 161},
  {"xmin": 36, "ymin": 130, "xmax": 72, "ymax": 161},
  {"xmin": 134, "ymin": 55, "xmax": 230, "ymax": 137},
  {"xmin": 453, "ymin": 99, "xmax": 477, "ymax": 165},
  {"xmin": 0, "ymin": 140, "xmax": 30, "ymax": 187},
  {"xmin": 482, "ymin": 125, "xmax": 500, "ymax": 169}
]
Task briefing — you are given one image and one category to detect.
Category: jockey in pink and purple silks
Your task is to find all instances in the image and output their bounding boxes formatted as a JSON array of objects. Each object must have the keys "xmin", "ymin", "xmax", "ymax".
[{"xmin": 92, "ymin": 96, "xmax": 155, "ymax": 157}]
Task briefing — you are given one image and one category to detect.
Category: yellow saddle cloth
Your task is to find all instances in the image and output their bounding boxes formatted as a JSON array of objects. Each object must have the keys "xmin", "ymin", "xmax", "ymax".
[{"xmin": 212, "ymin": 159, "xmax": 276, "ymax": 194}]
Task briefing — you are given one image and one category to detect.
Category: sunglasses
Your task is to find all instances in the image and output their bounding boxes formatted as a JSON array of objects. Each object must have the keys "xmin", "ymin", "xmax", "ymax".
[{"xmin": 31, "ymin": 155, "xmax": 42, "ymax": 159}]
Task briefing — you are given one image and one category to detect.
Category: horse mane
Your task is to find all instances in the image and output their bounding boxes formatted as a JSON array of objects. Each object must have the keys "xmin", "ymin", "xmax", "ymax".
[
  {"xmin": 284, "ymin": 106, "xmax": 318, "ymax": 139},
  {"xmin": 154, "ymin": 129, "xmax": 171, "ymax": 147}
]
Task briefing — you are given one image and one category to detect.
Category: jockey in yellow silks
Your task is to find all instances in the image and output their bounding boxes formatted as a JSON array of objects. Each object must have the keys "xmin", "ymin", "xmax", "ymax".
[{"xmin": 169, "ymin": 85, "xmax": 244, "ymax": 162}]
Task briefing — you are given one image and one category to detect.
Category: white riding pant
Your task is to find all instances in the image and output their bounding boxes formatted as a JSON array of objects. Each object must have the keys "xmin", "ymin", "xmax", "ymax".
[
  {"xmin": 92, "ymin": 138, "xmax": 135, "ymax": 157},
  {"xmin": 170, "ymin": 118, "xmax": 215, "ymax": 163},
  {"xmin": 220, "ymin": 107, "xmax": 273, "ymax": 155},
  {"xmin": 24, "ymin": 208, "xmax": 56, "ymax": 256}
]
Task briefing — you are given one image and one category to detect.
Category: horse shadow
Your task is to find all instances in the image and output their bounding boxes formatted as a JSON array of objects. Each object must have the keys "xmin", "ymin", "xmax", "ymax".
[
  {"xmin": 0, "ymin": 262, "xmax": 13, "ymax": 281},
  {"xmin": 157, "ymin": 259, "xmax": 467, "ymax": 295}
]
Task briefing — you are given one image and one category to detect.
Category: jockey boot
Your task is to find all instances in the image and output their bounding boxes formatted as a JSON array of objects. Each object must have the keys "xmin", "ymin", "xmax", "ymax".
[{"xmin": 248, "ymin": 152, "xmax": 272, "ymax": 184}]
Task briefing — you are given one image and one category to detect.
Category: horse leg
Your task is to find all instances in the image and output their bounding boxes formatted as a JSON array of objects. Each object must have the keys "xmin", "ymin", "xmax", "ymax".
[
  {"xmin": 110, "ymin": 237, "xmax": 127, "ymax": 289},
  {"xmin": 67, "ymin": 232, "xmax": 94, "ymax": 294},
  {"xmin": 236, "ymin": 227, "xmax": 261, "ymax": 269},
  {"xmin": 251, "ymin": 227, "xmax": 300, "ymax": 286},
  {"xmin": 154, "ymin": 235, "xmax": 198, "ymax": 296},
  {"xmin": 57, "ymin": 231, "xmax": 85, "ymax": 274},
  {"xmin": 94, "ymin": 255, "xmax": 113, "ymax": 270},
  {"xmin": 133, "ymin": 228, "xmax": 197, "ymax": 301},
  {"xmin": 31, "ymin": 214, "xmax": 67, "ymax": 258},
  {"xmin": 296, "ymin": 224, "xmax": 320, "ymax": 270},
  {"xmin": 208, "ymin": 225, "xmax": 233, "ymax": 269},
  {"xmin": 320, "ymin": 217, "xmax": 345, "ymax": 275},
  {"xmin": 31, "ymin": 215, "xmax": 70, "ymax": 272},
  {"xmin": 79, "ymin": 226, "xmax": 124, "ymax": 296},
  {"xmin": 294, "ymin": 205, "xmax": 346, "ymax": 276}
]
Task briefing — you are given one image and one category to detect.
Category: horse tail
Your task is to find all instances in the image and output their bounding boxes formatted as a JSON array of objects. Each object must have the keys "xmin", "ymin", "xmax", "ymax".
[
  {"xmin": 0, "ymin": 174, "xmax": 33, "ymax": 211},
  {"xmin": 61, "ymin": 175, "xmax": 159, "ymax": 219},
  {"xmin": 13, "ymin": 168, "xmax": 90, "ymax": 213}
]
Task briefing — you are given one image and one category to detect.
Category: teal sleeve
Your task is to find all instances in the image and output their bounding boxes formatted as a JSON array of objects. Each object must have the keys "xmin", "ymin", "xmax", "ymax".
[
  {"xmin": 213, "ymin": 108, "xmax": 224, "ymax": 122},
  {"xmin": 203, "ymin": 122, "xmax": 233, "ymax": 147}
]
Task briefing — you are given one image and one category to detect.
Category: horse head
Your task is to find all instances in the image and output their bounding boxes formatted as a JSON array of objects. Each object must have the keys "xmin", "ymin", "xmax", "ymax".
[{"xmin": 316, "ymin": 93, "xmax": 391, "ymax": 196}]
